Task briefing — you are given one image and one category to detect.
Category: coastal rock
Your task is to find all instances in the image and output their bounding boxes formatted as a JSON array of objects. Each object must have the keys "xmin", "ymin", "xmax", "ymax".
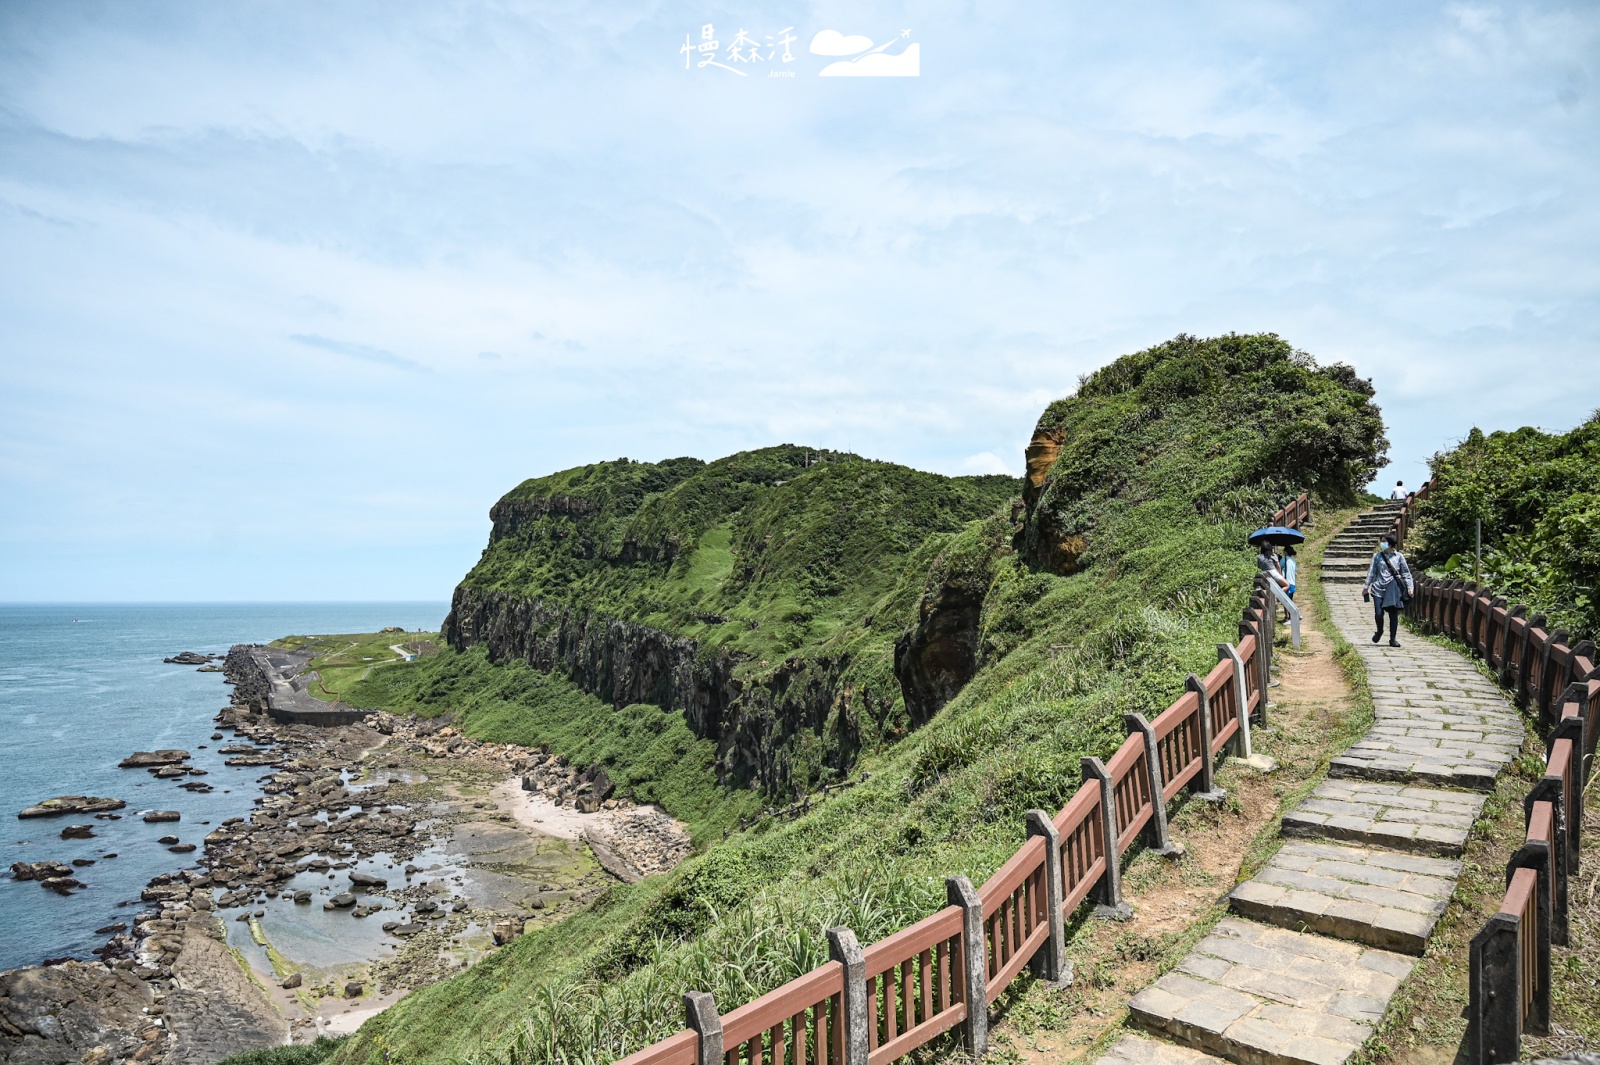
[
  {"xmin": 0, "ymin": 960, "xmax": 157, "ymax": 1064},
  {"xmin": 325, "ymin": 892, "xmax": 357, "ymax": 909},
  {"xmin": 168, "ymin": 844, "xmax": 197, "ymax": 853},
  {"xmin": 18, "ymin": 796, "xmax": 126, "ymax": 819},
  {"xmin": 156, "ymin": 835, "xmax": 179, "ymax": 845},
  {"xmin": 164, "ymin": 652, "xmax": 213, "ymax": 664},
  {"xmin": 280, "ymin": 973, "xmax": 302, "ymax": 989},
  {"xmin": 343, "ymin": 981, "xmax": 363, "ymax": 998},
  {"xmin": 59, "ymin": 824, "xmax": 94, "ymax": 839},
  {"xmin": 153, "ymin": 767, "xmax": 188, "ymax": 779},
  {"xmin": 11, "ymin": 860, "xmax": 73, "ymax": 881},
  {"xmin": 348, "ymin": 872, "xmax": 387, "ymax": 889},
  {"xmin": 142, "ymin": 811, "xmax": 181, "ymax": 823},
  {"xmin": 41, "ymin": 876, "xmax": 83, "ymax": 894},
  {"xmin": 118, "ymin": 750, "xmax": 190, "ymax": 769}
]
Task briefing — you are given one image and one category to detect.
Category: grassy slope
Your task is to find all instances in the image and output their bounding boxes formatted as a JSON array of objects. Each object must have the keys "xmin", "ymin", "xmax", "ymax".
[{"xmin": 323, "ymin": 335, "xmax": 1386, "ymax": 1065}]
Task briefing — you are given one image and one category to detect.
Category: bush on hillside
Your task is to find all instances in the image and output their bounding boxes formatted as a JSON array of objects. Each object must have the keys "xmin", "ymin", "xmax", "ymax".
[{"xmin": 1413, "ymin": 414, "xmax": 1600, "ymax": 639}]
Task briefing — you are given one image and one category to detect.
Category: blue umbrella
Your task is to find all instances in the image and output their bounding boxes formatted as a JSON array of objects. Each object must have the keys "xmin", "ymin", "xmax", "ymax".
[{"xmin": 1248, "ymin": 526, "xmax": 1306, "ymax": 547}]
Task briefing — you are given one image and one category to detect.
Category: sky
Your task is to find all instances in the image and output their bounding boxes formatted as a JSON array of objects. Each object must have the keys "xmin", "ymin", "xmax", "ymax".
[{"xmin": 1, "ymin": 1, "xmax": 1597, "ymax": 602}]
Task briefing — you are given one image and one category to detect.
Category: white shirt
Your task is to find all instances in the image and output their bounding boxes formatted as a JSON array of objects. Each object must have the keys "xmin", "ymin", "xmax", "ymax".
[{"xmin": 1390, "ymin": 486, "xmax": 1406, "ymax": 500}]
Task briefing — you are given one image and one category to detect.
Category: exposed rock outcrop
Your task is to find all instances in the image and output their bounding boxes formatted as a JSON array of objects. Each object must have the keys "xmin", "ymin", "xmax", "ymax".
[
  {"xmin": 443, "ymin": 587, "xmax": 878, "ymax": 794},
  {"xmin": 893, "ymin": 575, "xmax": 987, "ymax": 725},
  {"xmin": 17, "ymin": 797, "xmax": 126, "ymax": 820}
]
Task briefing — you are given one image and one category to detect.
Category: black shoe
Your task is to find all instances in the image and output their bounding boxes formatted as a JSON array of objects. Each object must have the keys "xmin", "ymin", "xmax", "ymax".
[
  {"xmin": 1372, "ymin": 632, "xmax": 1382, "ymax": 643},
  {"xmin": 1389, "ymin": 639, "xmax": 1401, "ymax": 647}
]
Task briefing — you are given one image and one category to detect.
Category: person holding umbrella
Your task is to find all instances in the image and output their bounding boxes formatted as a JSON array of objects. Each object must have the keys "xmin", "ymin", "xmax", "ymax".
[
  {"xmin": 1248, "ymin": 525, "xmax": 1305, "ymax": 618},
  {"xmin": 1363, "ymin": 535, "xmax": 1414, "ymax": 646}
]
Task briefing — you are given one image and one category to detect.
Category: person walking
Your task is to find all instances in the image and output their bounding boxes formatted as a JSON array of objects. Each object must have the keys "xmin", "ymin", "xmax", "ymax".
[
  {"xmin": 1390, "ymin": 480, "xmax": 1407, "ymax": 500},
  {"xmin": 1363, "ymin": 535, "xmax": 1413, "ymax": 646},
  {"xmin": 1256, "ymin": 541, "xmax": 1288, "ymax": 590},
  {"xmin": 1281, "ymin": 545, "xmax": 1298, "ymax": 599}
]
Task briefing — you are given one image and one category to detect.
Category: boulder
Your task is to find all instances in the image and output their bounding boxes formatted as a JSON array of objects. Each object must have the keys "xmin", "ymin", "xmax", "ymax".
[
  {"xmin": 163, "ymin": 652, "xmax": 211, "ymax": 664},
  {"xmin": 343, "ymin": 981, "xmax": 363, "ymax": 998},
  {"xmin": 168, "ymin": 844, "xmax": 196, "ymax": 853},
  {"xmin": 153, "ymin": 767, "xmax": 187, "ymax": 779},
  {"xmin": 156, "ymin": 836, "xmax": 179, "ymax": 845},
  {"xmin": 119, "ymin": 750, "xmax": 190, "ymax": 769},
  {"xmin": 11, "ymin": 860, "xmax": 72, "ymax": 881},
  {"xmin": 281, "ymin": 972, "xmax": 302, "ymax": 989},
  {"xmin": 142, "ymin": 811, "xmax": 181, "ymax": 823},
  {"xmin": 60, "ymin": 824, "xmax": 94, "ymax": 839},
  {"xmin": 328, "ymin": 892, "xmax": 357, "ymax": 908},
  {"xmin": 348, "ymin": 871, "xmax": 387, "ymax": 889},
  {"xmin": 292, "ymin": 890, "xmax": 312, "ymax": 904},
  {"xmin": 18, "ymin": 796, "xmax": 126, "ymax": 819}
]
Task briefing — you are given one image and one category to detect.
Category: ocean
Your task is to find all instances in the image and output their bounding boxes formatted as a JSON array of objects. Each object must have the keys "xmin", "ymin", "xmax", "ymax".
[{"xmin": 0, "ymin": 602, "xmax": 448, "ymax": 972}]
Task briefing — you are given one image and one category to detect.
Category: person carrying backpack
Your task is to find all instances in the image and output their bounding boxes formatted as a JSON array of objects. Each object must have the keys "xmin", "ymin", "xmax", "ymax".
[{"xmin": 1363, "ymin": 536, "xmax": 1414, "ymax": 646}]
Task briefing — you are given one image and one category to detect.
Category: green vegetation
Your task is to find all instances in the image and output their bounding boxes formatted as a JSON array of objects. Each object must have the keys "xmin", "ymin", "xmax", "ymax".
[
  {"xmin": 272, "ymin": 630, "xmax": 440, "ymax": 703},
  {"xmin": 331, "ymin": 334, "xmax": 1387, "ymax": 1065},
  {"xmin": 1412, "ymin": 413, "xmax": 1600, "ymax": 638},
  {"xmin": 220, "ymin": 1037, "xmax": 344, "ymax": 1065}
]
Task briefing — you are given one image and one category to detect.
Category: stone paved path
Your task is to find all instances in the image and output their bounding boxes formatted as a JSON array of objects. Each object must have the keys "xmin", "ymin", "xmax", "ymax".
[{"xmin": 1096, "ymin": 505, "xmax": 1528, "ymax": 1065}]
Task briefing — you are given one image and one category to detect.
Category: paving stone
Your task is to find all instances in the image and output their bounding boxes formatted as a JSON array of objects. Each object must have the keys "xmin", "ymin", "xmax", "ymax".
[
  {"xmin": 1228, "ymin": 841, "xmax": 1459, "ymax": 954},
  {"xmin": 1280, "ymin": 779, "xmax": 1485, "ymax": 857},
  {"xmin": 1094, "ymin": 1033, "xmax": 1231, "ymax": 1065},
  {"xmin": 1129, "ymin": 918, "xmax": 1413, "ymax": 1065}
]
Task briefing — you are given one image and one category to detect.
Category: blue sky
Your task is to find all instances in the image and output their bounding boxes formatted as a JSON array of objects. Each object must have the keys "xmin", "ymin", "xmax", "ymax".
[{"xmin": 1, "ymin": 1, "xmax": 1597, "ymax": 602}]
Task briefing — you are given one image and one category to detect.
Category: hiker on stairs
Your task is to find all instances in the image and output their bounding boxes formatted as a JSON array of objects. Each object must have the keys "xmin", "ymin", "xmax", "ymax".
[{"xmin": 1363, "ymin": 535, "xmax": 1414, "ymax": 647}]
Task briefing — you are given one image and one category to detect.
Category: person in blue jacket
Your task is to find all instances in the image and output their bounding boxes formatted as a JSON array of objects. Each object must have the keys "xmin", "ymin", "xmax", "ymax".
[
  {"xmin": 1281, "ymin": 546, "xmax": 1298, "ymax": 599},
  {"xmin": 1363, "ymin": 537, "xmax": 1414, "ymax": 646}
]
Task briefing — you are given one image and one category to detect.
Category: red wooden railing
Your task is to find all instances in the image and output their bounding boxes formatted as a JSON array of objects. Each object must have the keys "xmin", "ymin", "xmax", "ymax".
[
  {"xmin": 1392, "ymin": 485, "xmax": 1598, "ymax": 1064},
  {"xmin": 611, "ymin": 494, "xmax": 1315, "ymax": 1065}
]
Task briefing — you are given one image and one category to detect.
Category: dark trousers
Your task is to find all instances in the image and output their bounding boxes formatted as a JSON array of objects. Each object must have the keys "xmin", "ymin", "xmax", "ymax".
[{"xmin": 1373, "ymin": 602, "xmax": 1399, "ymax": 639}]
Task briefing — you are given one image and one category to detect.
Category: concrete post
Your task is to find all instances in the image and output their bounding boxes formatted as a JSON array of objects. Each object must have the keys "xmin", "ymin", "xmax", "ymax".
[
  {"xmin": 1468, "ymin": 914, "xmax": 1521, "ymax": 1065},
  {"xmin": 1219, "ymin": 643, "xmax": 1253, "ymax": 759},
  {"xmin": 1081, "ymin": 757, "xmax": 1132, "ymax": 920},
  {"xmin": 1123, "ymin": 713, "xmax": 1183, "ymax": 858},
  {"xmin": 684, "ymin": 991, "xmax": 723, "ymax": 1065},
  {"xmin": 945, "ymin": 876, "xmax": 988, "ymax": 1056},
  {"xmin": 1024, "ymin": 811, "xmax": 1070, "ymax": 985},
  {"xmin": 826, "ymin": 927, "xmax": 869, "ymax": 1065},
  {"xmin": 1185, "ymin": 673, "xmax": 1225, "ymax": 801}
]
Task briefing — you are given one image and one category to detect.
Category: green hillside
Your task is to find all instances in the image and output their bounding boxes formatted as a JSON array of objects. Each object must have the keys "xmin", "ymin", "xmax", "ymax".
[
  {"xmin": 1412, "ymin": 413, "xmax": 1600, "ymax": 639},
  {"xmin": 320, "ymin": 333, "xmax": 1387, "ymax": 1065}
]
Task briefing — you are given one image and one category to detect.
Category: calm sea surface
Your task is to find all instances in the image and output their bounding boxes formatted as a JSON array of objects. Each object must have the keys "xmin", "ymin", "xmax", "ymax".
[{"xmin": 0, "ymin": 602, "xmax": 448, "ymax": 971}]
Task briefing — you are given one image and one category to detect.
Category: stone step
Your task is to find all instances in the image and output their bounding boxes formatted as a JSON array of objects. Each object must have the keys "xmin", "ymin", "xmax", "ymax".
[
  {"xmin": 1096, "ymin": 1033, "xmax": 1231, "ymax": 1065},
  {"xmin": 1322, "ymin": 573, "xmax": 1366, "ymax": 584},
  {"xmin": 1328, "ymin": 721, "xmax": 1522, "ymax": 790},
  {"xmin": 1280, "ymin": 779, "xmax": 1486, "ymax": 857},
  {"xmin": 1128, "ymin": 917, "xmax": 1413, "ymax": 1065},
  {"xmin": 1228, "ymin": 841, "xmax": 1459, "ymax": 955}
]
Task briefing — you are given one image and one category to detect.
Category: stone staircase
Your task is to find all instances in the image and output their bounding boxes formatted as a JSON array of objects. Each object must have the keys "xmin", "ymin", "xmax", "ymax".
[
  {"xmin": 1318, "ymin": 500, "xmax": 1402, "ymax": 585},
  {"xmin": 1098, "ymin": 503, "xmax": 1527, "ymax": 1065}
]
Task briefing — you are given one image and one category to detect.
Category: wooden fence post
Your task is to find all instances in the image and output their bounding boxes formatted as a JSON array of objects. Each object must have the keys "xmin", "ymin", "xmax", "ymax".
[
  {"xmin": 1124, "ymin": 713, "xmax": 1182, "ymax": 858},
  {"xmin": 1468, "ymin": 913, "xmax": 1520, "ymax": 1065},
  {"xmin": 1081, "ymin": 757, "xmax": 1133, "ymax": 919},
  {"xmin": 1185, "ymin": 673, "xmax": 1225, "ymax": 801},
  {"xmin": 1541, "ymin": 631, "xmax": 1570, "ymax": 726},
  {"xmin": 1517, "ymin": 614, "xmax": 1545, "ymax": 709},
  {"xmin": 1025, "ymin": 810, "xmax": 1070, "ymax": 985},
  {"xmin": 1524, "ymin": 786, "xmax": 1569, "ymax": 947},
  {"xmin": 684, "ymin": 991, "xmax": 723, "ymax": 1065},
  {"xmin": 1501, "ymin": 606, "xmax": 1526, "ymax": 688},
  {"xmin": 1505, "ymin": 839, "xmax": 1552, "ymax": 1036},
  {"xmin": 945, "ymin": 876, "xmax": 988, "ymax": 1056},
  {"xmin": 826, "ymin": 927, "xmax": 869, "ymax": 1065},
  {"xmin": 1219, "ymin": 643, "xmax": 1253, "ymax": 759}
]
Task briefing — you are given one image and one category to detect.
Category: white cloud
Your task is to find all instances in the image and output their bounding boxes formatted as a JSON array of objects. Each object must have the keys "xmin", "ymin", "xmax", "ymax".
[
  {"xmin": 958, "ymin": 451, "xmax": 1018, "ymax": 476},
  {"xmin": 809, "ymin": 30, "xmax": 874, "ymax": 56},
  {"xmin": 820, "ymin": 44, "xmax": 919, "ymax": 77}
]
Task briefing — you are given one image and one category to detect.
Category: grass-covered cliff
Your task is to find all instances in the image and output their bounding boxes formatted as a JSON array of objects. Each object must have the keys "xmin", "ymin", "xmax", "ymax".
[
  {"xmin": 1412, "ymin": 413, "xmax": 1600, "ymax": 639},
  {"xmin": 327, "ymin": 333, "xmax": 1387, "ymax": 1065}
]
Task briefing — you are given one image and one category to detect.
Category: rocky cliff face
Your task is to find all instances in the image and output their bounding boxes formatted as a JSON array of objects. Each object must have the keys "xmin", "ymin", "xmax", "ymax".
[
  {"xmin": 442, "ymin": 586, "xmax": 880, "ymax": 796},
  {"xmin": 893, "ymin": 576, "xmax": 986, "ymax": 726}
]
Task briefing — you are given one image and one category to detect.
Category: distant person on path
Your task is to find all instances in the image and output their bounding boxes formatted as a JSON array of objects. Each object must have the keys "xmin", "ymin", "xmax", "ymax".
[
  {"xmin": 1363, "ymin": 536, "xmax": 1414, "ymax": 646},
  {"xmin": 1390, "ymin": 480, "xmax": 1407, "ymax": 500},
  {"xmin": 1281, "ymin": 546, "xmax": 1298, "ymax": 599}
]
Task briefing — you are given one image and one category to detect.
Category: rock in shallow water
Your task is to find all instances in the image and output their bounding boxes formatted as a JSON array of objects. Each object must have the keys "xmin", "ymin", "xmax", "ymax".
[
  {"xmin": 60, "ymin": 824, "xmax": 94, "ymax": 839},
  {"xmin": 17, "ymin": 796, "xmax": 126, "ymax": 819},
  {"xmin": 119, "ymin": 750, "xmax": 190, "ymax": 768},
  {"xmin": 142, "ymin": 811, "xmax": 181, "ymax": 823}
]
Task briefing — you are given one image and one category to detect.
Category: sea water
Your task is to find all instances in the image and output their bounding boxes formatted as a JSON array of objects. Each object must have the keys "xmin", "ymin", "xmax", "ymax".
[{"xmin": 0, "ymin": 602, "xmax": 447, "ymax": 972}]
